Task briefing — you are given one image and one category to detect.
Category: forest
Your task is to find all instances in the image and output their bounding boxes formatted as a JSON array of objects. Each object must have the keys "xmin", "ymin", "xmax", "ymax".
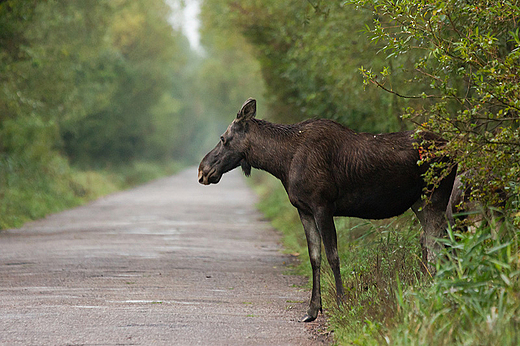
[
  {"xmin": 0, "ymin": 0, "xmax": 262, "ymax": 228},
  {"xmin": 1, "ymin": 0, "xmax": 519, "ymax": 344}
]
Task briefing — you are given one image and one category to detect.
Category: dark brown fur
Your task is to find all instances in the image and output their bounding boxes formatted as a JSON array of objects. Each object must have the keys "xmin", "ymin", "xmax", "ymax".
[{"xmin": 198, "ymin": 98, "xmax": 456, "ymax": 322}]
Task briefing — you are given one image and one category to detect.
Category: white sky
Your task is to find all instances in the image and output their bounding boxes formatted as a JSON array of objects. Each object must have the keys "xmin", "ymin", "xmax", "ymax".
[{"xmin": 167, "ymin": 0, "xmax": 203, "ymax": 53}]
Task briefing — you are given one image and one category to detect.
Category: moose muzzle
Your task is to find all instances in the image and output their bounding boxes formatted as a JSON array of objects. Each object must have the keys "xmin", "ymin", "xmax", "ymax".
[{"xmin": 198, "ymin": 167, "xmax": 221, "ymax": 185}]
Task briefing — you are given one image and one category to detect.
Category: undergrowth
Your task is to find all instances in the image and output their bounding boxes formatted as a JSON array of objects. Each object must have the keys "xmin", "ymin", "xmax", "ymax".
[
  {"xmin": 0, "ymin": 155, "xmax": 183, "ymax": 230},
  {"xmin": 391, "ymin": 216, "xmax": 520, "ymax": 345},
  {"xmin": 251, "ymin": 171, "xmax": 520, "ymax": 345}
]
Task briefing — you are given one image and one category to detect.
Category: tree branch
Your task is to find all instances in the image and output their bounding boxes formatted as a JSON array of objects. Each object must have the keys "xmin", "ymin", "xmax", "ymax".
[{"xmin": 367, "ymin": 78, "xmax": 441, "ymax": 99}]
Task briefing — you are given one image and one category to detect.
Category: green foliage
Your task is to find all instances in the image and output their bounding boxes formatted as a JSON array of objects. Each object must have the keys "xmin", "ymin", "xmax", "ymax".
[
  {"xmin": 391, "ymin": 217, "xmax": 520, "ymax": 345},
  {"xmin": 198, "ymin": 0, "xmax": 267, "ymax": 144},
  {"xmin": 59, "ymin": 0, "xmax": 189, "ymax": 166},
  {"xmin": 0, "ymin": 153, "xmax": 120, "ymax": 230},
  {"xmin": 201, "ymin": 0, "xmax": 411, "ymax": 132},
  {"xmin": 347, "ymin": 0, "xmax": 520, "ymax": 210},
  {"xmin": 327, "ymin": 215, "xmax": 423, "ymax": 337},
  {"xmin": 0, "ymin": 0, "xmax": 200, "ymax": 229},
  {"xmin": 0, "ymin": 0, "xmax": 194, "ymax": 167}
]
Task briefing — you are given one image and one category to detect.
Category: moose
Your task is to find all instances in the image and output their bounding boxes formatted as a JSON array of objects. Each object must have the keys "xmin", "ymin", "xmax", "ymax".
[{"xmin": 198, "ymin": 98, "xmax": 456, "ymax": 322}]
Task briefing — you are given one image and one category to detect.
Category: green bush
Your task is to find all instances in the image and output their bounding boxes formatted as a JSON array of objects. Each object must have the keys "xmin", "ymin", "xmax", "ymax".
[
  {"xmin": 1, "ymin": 154, "xmax": 85, "ymax": 229},
  {"xmin": 0, "ymin": 155, "xmax": 182, "ymax": 231},
  {"xmin": 391, "ymin": 215, "xmax": 520, "ymax": 345}
]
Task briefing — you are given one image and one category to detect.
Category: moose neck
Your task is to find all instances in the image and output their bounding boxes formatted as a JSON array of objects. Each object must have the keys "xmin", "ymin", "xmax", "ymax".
[{"xmin": 244, "ymin": 118, "xmax": 299, "ymax": 183}]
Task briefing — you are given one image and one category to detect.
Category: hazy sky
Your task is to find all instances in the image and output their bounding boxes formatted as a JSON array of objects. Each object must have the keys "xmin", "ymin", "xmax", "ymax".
[{"xmin": 167, "ymin": 0, "xmax": 202, "ymax": 53}]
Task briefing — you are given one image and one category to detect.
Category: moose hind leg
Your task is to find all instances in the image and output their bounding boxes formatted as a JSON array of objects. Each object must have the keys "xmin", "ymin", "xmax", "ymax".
[
  {"xmin": 298, "ymin": 209, "xmax": 322, "ymax": 322},
  {"xmin": 412, "ymin": 200, "xmax": 444, "ymax": 271},
  {"xmin": 412, "ymin": 167, "xmax": 457, "ymax": 269}
]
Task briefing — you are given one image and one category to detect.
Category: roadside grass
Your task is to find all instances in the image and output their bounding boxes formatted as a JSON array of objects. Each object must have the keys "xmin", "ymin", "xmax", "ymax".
[
  {"xmin": 251, "ymin": 171, "xmax": 520, "ymax": 345},
  {"xmin": 390, "ymin": 215, "xmax": 520, "ymax": 345},
  {"xmin": 0, "ymin": 155, "xmax": 184, "ymax": 230}
]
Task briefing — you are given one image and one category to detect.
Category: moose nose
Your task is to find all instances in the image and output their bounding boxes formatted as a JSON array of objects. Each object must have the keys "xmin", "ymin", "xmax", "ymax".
[
  {"xmin": 198, "ymin": 170, "xmax": 204, "ymax": 184},
  {"xmin": 198, "ymin": 169, "xmax": 210, "ymax": 185}
]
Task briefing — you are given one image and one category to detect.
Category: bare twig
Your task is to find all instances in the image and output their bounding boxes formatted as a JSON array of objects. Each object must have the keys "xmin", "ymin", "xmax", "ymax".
[{"xmin": 367, "ymin": 78, "xmax": 441, "ymax": 99}]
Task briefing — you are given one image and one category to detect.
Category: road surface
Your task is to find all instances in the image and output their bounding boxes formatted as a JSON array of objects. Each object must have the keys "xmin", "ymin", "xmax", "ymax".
[{"xmin": 0, "ymin": 168, "xmax": 329, "ymax": 345}]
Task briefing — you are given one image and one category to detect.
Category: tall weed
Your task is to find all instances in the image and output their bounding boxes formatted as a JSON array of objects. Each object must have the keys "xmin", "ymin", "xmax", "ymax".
[
  {"xmin": 328, "ymin": 215, "xmax": 425, "ymax": 344},
  {"xmin": 391, "ymin": 215, "xmax": 520, "ymax": 345}
]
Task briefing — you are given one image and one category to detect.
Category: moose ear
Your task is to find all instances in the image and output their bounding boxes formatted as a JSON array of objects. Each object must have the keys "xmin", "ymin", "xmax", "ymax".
[{"xmin": 237, "ymin": 98, "xmax": 256, "ymax": 121}]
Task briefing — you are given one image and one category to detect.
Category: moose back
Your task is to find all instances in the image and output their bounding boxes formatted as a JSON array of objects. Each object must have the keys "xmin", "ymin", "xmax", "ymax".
[{"xmin": 198, "ymin": 98, "xmax": 456, "ymax": 322}]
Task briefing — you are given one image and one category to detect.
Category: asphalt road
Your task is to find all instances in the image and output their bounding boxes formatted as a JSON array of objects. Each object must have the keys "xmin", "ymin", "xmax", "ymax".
[{"xmin": 0, "ymin": 168, "xmax": 329, "ymax": 345}]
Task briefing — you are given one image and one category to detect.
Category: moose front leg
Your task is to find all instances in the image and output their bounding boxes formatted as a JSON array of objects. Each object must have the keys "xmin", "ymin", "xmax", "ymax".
[
  {"xmin": 314, "ymin": 206, "xmax": 344, "ymax": 307},
  {"xmin": 298, "ymin": 209, "xmax": 322, "ymax": 322}
]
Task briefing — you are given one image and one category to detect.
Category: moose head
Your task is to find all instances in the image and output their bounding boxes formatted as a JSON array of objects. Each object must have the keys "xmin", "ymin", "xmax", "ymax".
[{"xmin": 198, "ymin": 98, "xmax": 255, "ymax": 185}]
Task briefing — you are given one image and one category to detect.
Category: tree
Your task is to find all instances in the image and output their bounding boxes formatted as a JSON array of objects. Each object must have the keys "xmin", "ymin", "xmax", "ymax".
[
  {"xmin": 347, "ymin": 0, "xmax": 519, "ymax": 213},
  {"xmin": 0, "ymin": 0, "xmax": 196, "ymax": 227},
  {"xmin": 60, "ymin": 0, "xmax": 189, "ymax": 166},
  {"xmin": 200, "ymin": 0, "xmax": 427, "ymax": 131}
]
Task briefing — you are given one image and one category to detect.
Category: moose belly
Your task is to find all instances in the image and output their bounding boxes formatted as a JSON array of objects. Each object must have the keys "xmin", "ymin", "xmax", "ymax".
[{"xmin": 334, "ymin": 183, "xmax": 422, "ymax": 220}]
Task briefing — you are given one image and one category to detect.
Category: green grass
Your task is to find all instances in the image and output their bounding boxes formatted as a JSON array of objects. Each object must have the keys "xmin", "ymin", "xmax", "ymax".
[
  {"xmin": 390, "ymin": 217, "xmax": 520, "ymax": 345},
  {"xmin": 0, "ymin": 154, "xmax": 184, "ymax": 230},
  {"xmin": 251, "ymin": 171, "xmax": 520, "ymax": 345}
]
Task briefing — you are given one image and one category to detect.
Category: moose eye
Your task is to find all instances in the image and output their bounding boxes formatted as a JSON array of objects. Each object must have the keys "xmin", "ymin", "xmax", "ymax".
[{"xmin": 220, "ymin": 136, "xmax": 227, "ymax": 145}]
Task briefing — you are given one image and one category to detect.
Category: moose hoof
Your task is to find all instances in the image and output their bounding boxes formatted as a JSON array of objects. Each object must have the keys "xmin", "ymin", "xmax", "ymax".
[{"xmin": 300, "ymin": 314, "xmax": 317, "ymax": 323}]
